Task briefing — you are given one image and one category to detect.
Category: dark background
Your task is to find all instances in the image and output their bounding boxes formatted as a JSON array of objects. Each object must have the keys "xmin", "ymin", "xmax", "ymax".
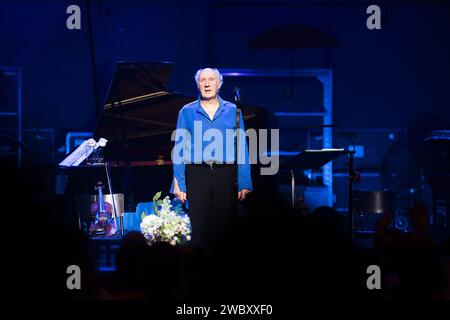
[{"xmin": 1, "ymin": 1, "xmax": 448, "ymax": 131}]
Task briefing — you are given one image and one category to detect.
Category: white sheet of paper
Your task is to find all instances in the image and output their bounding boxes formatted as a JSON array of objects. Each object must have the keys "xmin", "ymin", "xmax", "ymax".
[{"xmin": 59, "ymin": 138, "xmax": 97, "ymax": 167}]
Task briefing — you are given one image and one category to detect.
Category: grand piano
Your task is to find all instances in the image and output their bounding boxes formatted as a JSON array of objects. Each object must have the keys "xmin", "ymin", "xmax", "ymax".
[{"xmin": 63, "ymin": 62, "xmax": 275, "ymax": 222}]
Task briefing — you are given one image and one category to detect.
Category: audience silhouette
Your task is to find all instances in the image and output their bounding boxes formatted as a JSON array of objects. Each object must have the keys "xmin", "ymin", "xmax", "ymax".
[{"xmin": 1, "ymin": 163, "xmax": 449, "ymax": 300}]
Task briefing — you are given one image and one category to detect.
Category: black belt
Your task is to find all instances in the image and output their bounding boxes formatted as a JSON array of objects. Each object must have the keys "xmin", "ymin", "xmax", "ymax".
[{"xmin": 188, "ymin": 162, "xmax": 234, "ymax": 170}]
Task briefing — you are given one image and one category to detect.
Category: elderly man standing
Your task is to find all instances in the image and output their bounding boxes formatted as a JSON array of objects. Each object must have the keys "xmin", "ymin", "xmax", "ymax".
[{"xmin": 171, "ymin": 67, "xmax": 252, "ymax": 255}]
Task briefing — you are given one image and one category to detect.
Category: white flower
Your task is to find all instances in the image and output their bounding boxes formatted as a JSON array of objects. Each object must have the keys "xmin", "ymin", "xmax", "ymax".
[{"xmin": 141, "ymin": 194, "xmax": 192, "ymax": 245}]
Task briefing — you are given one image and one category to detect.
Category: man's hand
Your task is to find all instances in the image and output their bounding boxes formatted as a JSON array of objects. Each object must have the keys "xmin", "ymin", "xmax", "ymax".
[
  {"xmin": 173, "ymin": 177, "xmax": 187, "ymax": 204},
  {"xmin": 238, "ymin": 189, "xmax": 251, "ymax": 201}
]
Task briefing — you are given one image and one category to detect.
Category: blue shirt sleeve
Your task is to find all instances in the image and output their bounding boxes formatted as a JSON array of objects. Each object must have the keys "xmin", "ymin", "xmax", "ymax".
[
  {"xmin": 170, "ymin": 109, "xmax": 187, "ymax": 193},
  {"xmin": 237, "ymin": 109, "xmax": 253, "ymax": 191}
]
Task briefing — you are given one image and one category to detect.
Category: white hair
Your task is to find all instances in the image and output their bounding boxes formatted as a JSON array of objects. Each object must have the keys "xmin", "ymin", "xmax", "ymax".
[{"xmin": 194, "ymin": 68, "xmax": 223, "ymax": 88}]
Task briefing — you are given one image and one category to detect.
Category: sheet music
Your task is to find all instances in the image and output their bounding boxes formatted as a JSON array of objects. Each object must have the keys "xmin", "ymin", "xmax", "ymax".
[
  {"xmin": 59, "ymin": 138, "xmax": 108, "ymax": 167},
  {"xmin": 304, "ymin": 148, "xmax": 345, "ymax": 152}
]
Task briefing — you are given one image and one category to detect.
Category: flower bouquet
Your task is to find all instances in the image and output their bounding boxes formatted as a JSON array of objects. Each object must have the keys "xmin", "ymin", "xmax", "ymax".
[{"xmin": 140, "ymin": 191, "xmax": 191, "ymax": 245}]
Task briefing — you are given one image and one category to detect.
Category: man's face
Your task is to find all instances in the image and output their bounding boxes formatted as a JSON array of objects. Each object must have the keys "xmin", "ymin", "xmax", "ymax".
[{"xmin": 198, "ymin": 69, "xmax": 220, "ymax": 100}]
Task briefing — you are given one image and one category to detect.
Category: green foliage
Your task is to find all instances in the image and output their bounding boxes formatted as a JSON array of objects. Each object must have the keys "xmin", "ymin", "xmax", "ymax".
[{"xmin": 152, "ymin": 191, "xmax": 162, "ymax": 202}]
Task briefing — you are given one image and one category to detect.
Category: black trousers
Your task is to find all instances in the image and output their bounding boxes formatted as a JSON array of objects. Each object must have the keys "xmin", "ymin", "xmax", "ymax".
[{"xmin": 186, "ymin": 164, "xmax": 237, "ymax": 255}]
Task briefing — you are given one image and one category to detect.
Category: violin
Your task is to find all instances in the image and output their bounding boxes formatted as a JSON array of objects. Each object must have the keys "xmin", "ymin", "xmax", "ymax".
[{"xmin": 89, "ymin": 181, "xmax": 117, "ymax": 236}]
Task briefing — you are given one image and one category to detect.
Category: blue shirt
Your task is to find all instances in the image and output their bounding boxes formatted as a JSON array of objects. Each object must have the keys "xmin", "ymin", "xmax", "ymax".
[{"xmin": 171, "ymin": 96, "xmax": 253, "ymax": 193}]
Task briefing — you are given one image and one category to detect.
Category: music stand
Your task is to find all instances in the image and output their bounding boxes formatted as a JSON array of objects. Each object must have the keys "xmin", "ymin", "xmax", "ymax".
[
  {"xmin": 280, "ymin": 149, "xmax": 355, "ymax": 235},
  {"xmin": 60, "ymin": 145, "xmax": 124, "ymax": 237}
]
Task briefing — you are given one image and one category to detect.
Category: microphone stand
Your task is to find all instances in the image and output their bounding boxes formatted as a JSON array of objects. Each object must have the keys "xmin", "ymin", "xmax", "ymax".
[
  {"xmin": 333, "ymin": 126, "xmax": 358, "ymax": 237},
  {"xmin": 233, "ymin": 87, "xmax": 242, "ymax": 203},
  {"xmin": 104, "ymin": 161, "xmax": 123, "ymax": 236},
  {"xmin": 347, "ymin": 149, "xmax": 357, "ymax": 237}
]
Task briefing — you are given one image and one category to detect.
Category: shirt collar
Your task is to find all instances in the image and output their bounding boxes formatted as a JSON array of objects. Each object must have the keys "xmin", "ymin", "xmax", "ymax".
[{"xmin": 196, "ymin": 95, "xmax": 225, "ymax": 121}]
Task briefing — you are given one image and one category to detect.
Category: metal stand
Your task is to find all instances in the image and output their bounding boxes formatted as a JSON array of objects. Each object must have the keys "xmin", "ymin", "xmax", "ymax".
[
  {"xmin": 104, "ymin": 162, "xmax": 124, "ymax": 236},
  {"xmin": 291, "ymin": 170, "xmax": 296, "ymax": 210},
  {"xmin": 280, "ymin": 149, "xmax": 351, "ymax": 214},
  {"xmin": 234, "ymin": 87, "xmax": 241, "ymax": 201},
  {"xmin": 347, "ymin": 150, "xmax": 356, "ymax": 237}
]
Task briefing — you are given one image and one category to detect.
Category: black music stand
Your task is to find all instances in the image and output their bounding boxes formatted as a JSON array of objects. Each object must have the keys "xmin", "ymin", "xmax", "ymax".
[
  {"xmin": 60, "ymin": 145, "xmax": 124, "ymax": 237},
  {"xmin": 280, "ymin": 149, "xmax": 356, "ymax": 235}
]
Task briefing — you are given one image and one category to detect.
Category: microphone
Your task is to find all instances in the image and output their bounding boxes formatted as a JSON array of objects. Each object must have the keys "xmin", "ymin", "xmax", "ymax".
[{"xmin": 233, "ymin": 87, "xmax": 241, "ymax": 104}]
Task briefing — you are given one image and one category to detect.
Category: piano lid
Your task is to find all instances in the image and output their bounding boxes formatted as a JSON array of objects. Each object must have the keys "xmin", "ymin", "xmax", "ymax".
[
  {"xmin": 95, "ymin": 61, "xmax": 196, "ymax": 147},
  {"xmin": 103, "ymin": 61, "xmax": 174, "ymax": 109}
]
